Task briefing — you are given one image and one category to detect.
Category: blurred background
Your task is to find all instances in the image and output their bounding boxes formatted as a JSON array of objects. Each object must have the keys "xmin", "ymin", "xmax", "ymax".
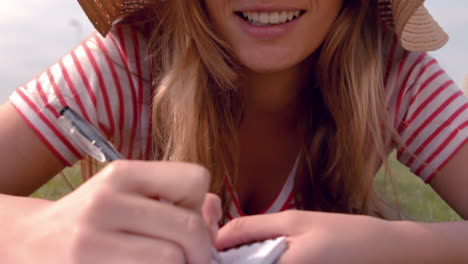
[
  {"xmin": 1, "ymin": 0, "xmax": 467, "ymax": 221},
  {"xmin": 0, "ymin": 1, "xmax": 93, "ymax": 104},
  {"xmin": 1, "ymin": 0, "xmax": 467, "ymax": 104}
]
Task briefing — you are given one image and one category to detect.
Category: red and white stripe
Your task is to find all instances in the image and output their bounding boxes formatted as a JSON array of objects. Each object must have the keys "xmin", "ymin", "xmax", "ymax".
[
  {"xmin": 382, "ymin": 30, "xmax": 468, "ymax": 182},
  {"xmin": 10, "ymin": 25, "xmax": 153, "ymax": 165},
  {"xmin": 9, "ymin": 24, "xmax": 468, "ymax": 215},
  {"xmin": 226, "ymin": 156, "xmax": 299, "ymax": 220}
]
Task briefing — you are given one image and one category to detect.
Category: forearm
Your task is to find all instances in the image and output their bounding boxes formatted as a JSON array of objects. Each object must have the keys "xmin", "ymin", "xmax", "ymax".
[
  {"xmin": 0, "ymin": 194, "xmax": 52, "ymax": 261},
  {"xmin": 384, "ymin": 220, "xmax": 468, "ymax": 263},
  {"xmin": 0, "ymin": 194, "xmax": 51, "ymax": 223}
]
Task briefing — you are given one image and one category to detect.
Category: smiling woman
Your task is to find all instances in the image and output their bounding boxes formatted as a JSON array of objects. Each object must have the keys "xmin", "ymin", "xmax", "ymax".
[
  {"xmin": 1, "ymin": 1, "xmax": 466, "ymax": 103},
  {"xmin": 206, "ymin": 0, "xmax": 343, "ymax": 72},
  {"xmin": 1, "ymin": 0, "xmax": 468, "ymax": 263}
]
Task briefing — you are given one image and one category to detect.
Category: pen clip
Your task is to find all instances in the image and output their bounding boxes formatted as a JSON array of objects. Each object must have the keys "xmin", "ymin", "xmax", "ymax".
[
  {"xmin": 57, "ymin": 106, "xmax": 124, "ymax": 162},
  {"xmin": 57, "ymin": 115, "xmax": 107, "ymax": 162}
]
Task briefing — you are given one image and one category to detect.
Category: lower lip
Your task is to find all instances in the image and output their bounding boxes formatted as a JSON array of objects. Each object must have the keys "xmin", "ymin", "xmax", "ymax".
[{"xmin": 236, "ymin": 14, "xmax": 303, "ymax": 41}]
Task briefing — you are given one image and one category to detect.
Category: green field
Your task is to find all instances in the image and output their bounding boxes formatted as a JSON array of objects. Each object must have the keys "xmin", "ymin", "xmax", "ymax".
[
  {"xmin": 32, "ymin": 153, "xmax": 462, "ymax": 222},
  {"xmin": 374, "ymin": 153, "xmax": 461, "ymax": 222}
]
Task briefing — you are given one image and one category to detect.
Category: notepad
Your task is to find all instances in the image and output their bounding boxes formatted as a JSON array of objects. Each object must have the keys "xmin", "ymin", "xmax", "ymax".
[{"xmin": 211, "ymin": 236, "xmax": 288, "ymax": 264}]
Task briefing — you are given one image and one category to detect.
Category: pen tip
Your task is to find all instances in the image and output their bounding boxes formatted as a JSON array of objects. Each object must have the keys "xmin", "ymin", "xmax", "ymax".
[{"xmin": 59, "ymin": 106, "xmax": 70, "ymax": 116}]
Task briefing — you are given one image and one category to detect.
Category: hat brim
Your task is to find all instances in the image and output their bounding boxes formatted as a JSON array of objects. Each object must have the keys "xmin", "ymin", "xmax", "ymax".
[
  {"xmin": 77, "ymin": 0, "xmax": 125, "ymax": 36},
  {"xmin": 79, "ymin": 0, "xmax": 449, "ymax": 52},
  {"xmin": 400, "ymin": 5, "xmax": 449, "ymax": 52}
]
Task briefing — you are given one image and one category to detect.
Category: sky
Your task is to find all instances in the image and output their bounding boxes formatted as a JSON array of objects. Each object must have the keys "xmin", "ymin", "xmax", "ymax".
[{"xmin": 0, "ymin": 1, "xmax": 467, "ymax": 104}]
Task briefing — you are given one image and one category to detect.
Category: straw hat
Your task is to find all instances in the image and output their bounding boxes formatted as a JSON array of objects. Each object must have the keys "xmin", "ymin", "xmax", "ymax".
[{"xmin": 77, "ymin": 0, "xmax": 448, "ymax": 52}]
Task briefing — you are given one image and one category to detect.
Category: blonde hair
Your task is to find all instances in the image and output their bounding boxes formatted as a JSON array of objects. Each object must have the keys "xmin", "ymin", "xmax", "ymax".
[
  {"xmin": 301, "ymin": 0, "xmax": 393, "ymax": 215},
  {"xmin": 80, "ymin": 0, "xmax": 399, "ymax": 217},
  {"xmin": 149, "ymin": 1, "xmax": 241, "ymax": 212}
]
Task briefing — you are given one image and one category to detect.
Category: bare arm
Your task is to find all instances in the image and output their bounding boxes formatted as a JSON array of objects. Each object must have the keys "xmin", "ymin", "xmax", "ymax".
[
  {"xmin": 0, "ymin": 102, "xmax": 65, "ymax": 196},
  {"xmin": 430, "ymin": 142, "xmax": 468, "ymax": 219},
  {"xmin": 215, "ymin": 143, "xmax": 468, "ymax": 263},
  {"xmin": 0, "ymin": 102, "xmax": 66, "ymax": 229},
  {"xmin": 0, "ymin": 101, "xmax": 219, "ymax": 262}
]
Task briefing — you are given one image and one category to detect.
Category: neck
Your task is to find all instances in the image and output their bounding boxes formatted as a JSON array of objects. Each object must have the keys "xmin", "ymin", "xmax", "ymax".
[{"xmin": 240, "ymin": 57, "xmax": 314, "ymax": 127}]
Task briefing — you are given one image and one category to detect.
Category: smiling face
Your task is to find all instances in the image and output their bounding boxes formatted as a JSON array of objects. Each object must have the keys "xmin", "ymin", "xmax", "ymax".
[{"xmin": 205, "ymin": 0, "xmax": 344, "ymax": 74}]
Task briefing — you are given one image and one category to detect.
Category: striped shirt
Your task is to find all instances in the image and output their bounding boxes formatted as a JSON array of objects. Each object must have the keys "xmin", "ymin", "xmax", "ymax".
[
  {"xmin": 225, "ymin": 155, "xmax": 299, "ymax": 220},
  {"xmin": 382, "ymin": 31, "xmax": 468, "ymax": 183},
  {"xmin": 11, "ymin": 25, "xmax": 153, "ymax": 165},
  {"xmin": 9, "ymin": 24, "xmax": 468, "ymax": 217}
]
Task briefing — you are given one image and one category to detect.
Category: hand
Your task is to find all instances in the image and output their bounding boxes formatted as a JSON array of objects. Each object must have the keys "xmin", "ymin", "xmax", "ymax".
[
  {"xmin": 216, "ymin": 210, "xmax": 400, "ymax": 264},
  {"xmin": 5, "ymin": 160, "xmax": 222, "ymax": 264}
]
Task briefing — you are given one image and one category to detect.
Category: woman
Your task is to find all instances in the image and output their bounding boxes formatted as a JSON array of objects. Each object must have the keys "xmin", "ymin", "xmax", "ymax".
[{"xmin": 1, "ymin": 0, "xmax": 467, "ymax": 263}]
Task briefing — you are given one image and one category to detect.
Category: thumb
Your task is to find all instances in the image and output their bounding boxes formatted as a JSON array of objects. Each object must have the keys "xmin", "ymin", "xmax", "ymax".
[
  {"xmin": 202, "ymin": 193, "xmax": 222, "ymax": 243},
  {"xmin": 216, "ymin": 213, "xmax": 288, "ymax": 251}
]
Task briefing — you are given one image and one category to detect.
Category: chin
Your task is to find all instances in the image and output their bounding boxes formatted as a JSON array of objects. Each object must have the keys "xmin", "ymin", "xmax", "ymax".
[
  {"xmin": 242, "ymin": 62, "xmax": 296, "ymax": 74},
  {"xmin": 237, "ymin": 52, "xmax": 303, "ymax": 74}
]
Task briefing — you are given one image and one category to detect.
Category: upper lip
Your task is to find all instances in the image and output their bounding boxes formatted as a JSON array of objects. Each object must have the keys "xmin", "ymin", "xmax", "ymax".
[{"xmin": 234, "ymin": 5, "xmax": 305, "ymax": 12}]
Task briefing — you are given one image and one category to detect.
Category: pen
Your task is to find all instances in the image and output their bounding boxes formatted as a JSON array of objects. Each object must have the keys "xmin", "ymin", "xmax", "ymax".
[
  {"xmin": 58, "ymin": 106, "xmax": 223, "ymax": 264},
  {"xmin": 58, "ymin": 106, "xmax": 123, "ymax": 162}
]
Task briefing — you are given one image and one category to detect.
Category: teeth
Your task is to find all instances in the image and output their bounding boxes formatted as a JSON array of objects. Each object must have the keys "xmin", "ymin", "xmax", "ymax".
[
  {"xmin": 241, "ymin": 11, "xmax": 302, "ymax": 26},
  {"xmin": 269, "ymin": 12, "xmax": 279, "ymax": 24},
  {"xmin": 279, "ymin": 11, "xmax": 288, "ymax": 23},
  {"xmin": 260, "ymin": 12, "xmax": 269, "ymax": 24},
  {"xmin": 252, "ymin": 12, "xmax": 259, "ymax": 22}
]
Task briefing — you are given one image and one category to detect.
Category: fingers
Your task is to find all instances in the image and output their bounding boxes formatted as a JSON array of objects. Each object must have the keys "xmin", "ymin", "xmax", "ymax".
[
  {"xmin": 100, "ymin": 160, "xmax": 211, "ymax": 211},
  {"xmin": 75, "ymin": 231, "xmax": 186, "ymax": 264},
  {"xmin": 87, "ymin": 193, "xmax": 213, "ymax": 264},
  {"xmin": 216, "ymin": 211, "xmax": 301, "ymax": 250},
  {"xmin": 202, "ymin": 193, "xmax": 222, "ymax": 242},
  {"xmin": 37, "ymin": 160, "xmax": 217, "ymax": 263},
  {"xmin": 76, "ymin": 160, "xmax": 214, "ymax": 263},
  {"xmin": 114, "ymin": 232, "xmax": 186, "ymax": 264},
  {"xmin": 275, "ymin": 239, "xmax": 312, "ymax": 264}
]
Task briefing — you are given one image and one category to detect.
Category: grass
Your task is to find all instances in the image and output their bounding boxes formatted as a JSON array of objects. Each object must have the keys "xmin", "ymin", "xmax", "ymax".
[
  {"xmin": 374, "ymin": 152, "xmax": 462, "ymax": 222},
  {"xmin": 30, "ymin": 164, "xmax": 83, "ymax": 200},
  {"xmin": 32, "ymin": 153, "xmax": 462, "ymax": 222}
]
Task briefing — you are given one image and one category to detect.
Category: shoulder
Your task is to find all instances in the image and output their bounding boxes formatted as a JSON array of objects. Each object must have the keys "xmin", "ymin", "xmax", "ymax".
[
  {"xmin": 81, "ymin": 24, "xmax": 152, "ymax": 83},
  {"xmin": 382, "ymin": 30, "xmax": 467, "ymax": 182},
  {"xmin": 381, "ymin": 29, "xmax": 454, "ymax": 101}
]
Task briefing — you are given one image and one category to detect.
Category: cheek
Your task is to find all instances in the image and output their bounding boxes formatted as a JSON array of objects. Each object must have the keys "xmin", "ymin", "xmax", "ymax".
[
  {"xmin": 205, "ymin": 0, "xmax": 343, "ymax": 73},
  {"xmin": 205, "ymin": 0, "xmax": 229, "ymax": 31}
]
